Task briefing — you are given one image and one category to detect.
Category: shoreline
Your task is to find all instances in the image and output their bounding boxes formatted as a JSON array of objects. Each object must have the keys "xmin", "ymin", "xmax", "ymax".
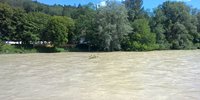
[{"xmin": 0, "ymin": 49, "xmax": 199, "ymax": 55}]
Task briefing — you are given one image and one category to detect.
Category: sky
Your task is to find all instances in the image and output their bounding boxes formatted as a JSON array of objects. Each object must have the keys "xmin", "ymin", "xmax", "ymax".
[{"xmin": 37, "ymin": 0, "xmax": 200, "ymax": 10}]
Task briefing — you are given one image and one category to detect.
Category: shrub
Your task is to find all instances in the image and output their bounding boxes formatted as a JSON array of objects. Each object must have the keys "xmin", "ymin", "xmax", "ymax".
[
  {"xmin": 0, "ymin": 43, "xmax": 37, "ymax": 54},
  {"xmin": 0, "ymin": 44, "xmax": 20, "ymax": 53}
]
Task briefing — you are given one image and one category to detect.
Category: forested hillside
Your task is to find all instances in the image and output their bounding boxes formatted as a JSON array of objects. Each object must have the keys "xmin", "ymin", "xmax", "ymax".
[{"xmin": 0, "ymin": 0, "xmax": 200, "ymax": 53}]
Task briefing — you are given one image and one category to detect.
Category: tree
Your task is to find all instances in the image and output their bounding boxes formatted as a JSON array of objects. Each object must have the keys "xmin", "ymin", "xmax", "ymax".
[
  {"xmin": 124, "ymin": 0, "xmax": 145, "ymax": 21},
  {"xmin": 62, "ymin": 5, "xmax": 77, "ymax": 17},
  {"xmin": 73, "ymin": 4, "xmax": 97, "ymax": 44},
  {"xmin": 44, "ymin": 16, "xmax": 74, "ymax": 47},
  {"xmin": 26, "ymin": 12, "xmax": 50, "ymax": 43},
  {"xmin": 0, "ymin": 3, "xmax": 15, "ymax": 41},
  {"xmin": 0, "ymin": 3, "xmax": 41, "ymax": 44},
  {"xmin": 123, "ymin": 19, "xmax": 157, "ymax": 51},
  {"xmin": 197, "ymin": 13, "xmax": 200, "ymax": 32},
  {"xmin": 13, "ymin": 9, "xmax": 39, "ymax": 44},
  {"xmin": 151, "ymin": 6, "xmax": 170, "ymax": 49},
  {"xmin": 195, "ymin": 12, "xmax": 200, "ymax": 48},
  {"xmin": 94, "ymin": 1, "xmax": 132, "ymax": 51},
  {"xmin": 23, "ymin": 0, "xmax": 38, "ymax": 12},
  {"xmin": 0, "ymin": 0, "xmax": 31, "ymax": 8},
  {"xmin": 48, "ymin": 4, "xmax": 63, "ymax": 16},
  {"xmin": 152, "ymin": 1, "xmax": 198, "ymax": 49},
  {"xmin": 123, "ymin": 0, "xmax": 156, "ymax": 51}
]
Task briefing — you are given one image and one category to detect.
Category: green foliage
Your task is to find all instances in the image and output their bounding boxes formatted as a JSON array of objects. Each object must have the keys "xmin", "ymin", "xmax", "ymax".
[
  {"xmin": 124, "ymin": 0, "xmax": 147, "ymax": 21},
  {"xmin": 94, "ymin": 1, "xmax": 132, "ymax": 51},
  {"xmin": 0, "ymin": 3, "xmax": 15, "ymax": 41},
  {"xmin": 73, "ymin": 6, "xmax": 96, "ymax": 43},
  {"xmin": 0, "ymin": 0, "xmax": 78, "ymax": 16},
  {"xmin": 0, "ymin": 3, "xmax": 41, "ymax": 44},
  {"xmin": 15, "ymin": 9, "xmax": 40, "ymax": 44},
  {"xmin": 0, "ymin": 44, "xmax": 37, "ymax": 54},
  {"xmin": 152, "ymin": 1, "xmax": 198, "ymax": 49},
  {"xmin": 123, "ymin": 19, "xmax": 158, "ymax": 51},
  {"xmin": 54, "ymin": 47, "xmax": 66, "ymax": 52},
  {"xmin": 62, "ymin": 5, "xmax": 77, "ymax": 17},
  {"xmin": 0, "ymin": 44, "xmax": 19, "ymax": 53},
  {"xmin": 26, "ymin": 12, "xmax": 50, "ymax": 42},
  {"xmin": 48, "ymin": 4, "xmax": 63, "ymax": 15},
  {"xmin": 0, "ymin": 40, "xmax": 4, "ymax": 47},
  {"xmin": 1, "ymin": 0, "xmax": 200, "ymax": 53},
  {"xmin": 44, "ymin": 16, "xmax": 74, "ymax": 47},
  {"xmin": 195, "ymin": 12, "xmax": 200, "ymax": 46}
]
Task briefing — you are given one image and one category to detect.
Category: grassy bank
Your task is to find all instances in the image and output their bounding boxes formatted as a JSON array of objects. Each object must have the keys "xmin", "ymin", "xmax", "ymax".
[
  {"xmin": 0, "ymin": 44, "xmax": 71, "ymax": 54},
  {"xmin": 1, "ymin": 42, "xmax": 199, "ymax": 54}
]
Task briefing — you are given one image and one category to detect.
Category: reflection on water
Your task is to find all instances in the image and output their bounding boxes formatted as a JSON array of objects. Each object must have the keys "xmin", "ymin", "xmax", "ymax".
[{"xmin": 0, "ymin": 50, "xmax": 200, "ymax": 100}]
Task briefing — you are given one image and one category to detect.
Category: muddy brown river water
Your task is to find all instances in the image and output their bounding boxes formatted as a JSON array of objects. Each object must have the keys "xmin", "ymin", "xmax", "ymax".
[{"xmin": 0, "ymin": 50, "xmax": 200, "ymax": 100}]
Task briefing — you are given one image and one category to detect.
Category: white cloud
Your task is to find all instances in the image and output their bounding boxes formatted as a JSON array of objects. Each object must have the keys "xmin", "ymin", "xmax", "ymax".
[
  {"xmin": 99, "ymin": 0, "xmax": 125, "ymax": 7},
  {"xmin": 100, "ymin": 1, "xmax": 106, "ymax": 6}
]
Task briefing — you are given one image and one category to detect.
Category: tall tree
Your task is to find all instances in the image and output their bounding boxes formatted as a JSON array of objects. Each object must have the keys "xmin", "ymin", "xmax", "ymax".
[
  {"xmin": 73, "ymin": 4, "xmax": 97, "ymax": 43},
  {"xmin": 122, "ymin": 19, "xmax": 157, "ymax": 51},
  {"xmin": 0, "ymin": 3, "xmax": 15, "ymax": 41},
  {"xmin": 195, "ymin": 12, "xmax": 200, "ymax": 48},
  {"xmin": 124, "ymin": 0, "xmax": 144, "ymax": 21},
  {"xmin": 26, "ymin": 12, "xmax": 50, "ymax": 43},
  {"xmin": 94, "ymin": 1, "xmax": 132, "ymax": 51},
  {"xmin": 152, "ymin": 1, "xmax": 198, "ymax": 49},
  {"xmin": 44, "ymin": 16, "xmax": 74, "ymax": 47}
]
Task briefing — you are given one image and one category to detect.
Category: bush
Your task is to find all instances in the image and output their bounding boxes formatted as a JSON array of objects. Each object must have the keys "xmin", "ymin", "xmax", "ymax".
[
  {"xmin": 54, "ymin": 47, "xmax": 66, "ymax": 52},
  {"xmin": 0, "ymin": 44, "xmax": 37, "ymax": 54},
  {"xmin": 0, "ymin": 44, "xmax": 21, "ymax": 53},
  {"xmin": 0, "ymin": 40, "xmax": 3, "ymax": 47},
  {"xmin": 195, "ymin": 43, "xmax": 200, "ymax": 49},
  {"xmin": 34, "ymin": 46, "xmax": 67, "ymax": 53}
]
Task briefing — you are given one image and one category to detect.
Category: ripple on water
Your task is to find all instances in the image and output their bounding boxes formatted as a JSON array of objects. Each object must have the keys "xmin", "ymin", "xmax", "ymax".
[{"xmin": 0, "ymin": 50, "xmax": 200, "ymax": 100}]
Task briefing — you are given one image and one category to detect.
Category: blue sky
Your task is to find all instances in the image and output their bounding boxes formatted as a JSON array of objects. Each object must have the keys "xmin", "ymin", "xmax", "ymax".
[{"xmin": 37, "ymin": 0, "xmax": 200, "ymax": 10}]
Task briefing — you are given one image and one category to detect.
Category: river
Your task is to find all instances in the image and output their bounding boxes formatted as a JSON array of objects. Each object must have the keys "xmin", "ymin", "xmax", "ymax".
[{"xmin": 0, "ymin": 50, "xmax": 200, "ymax": 100}]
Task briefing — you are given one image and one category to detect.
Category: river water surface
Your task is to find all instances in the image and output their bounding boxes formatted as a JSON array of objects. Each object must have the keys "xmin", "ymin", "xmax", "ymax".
[{"xmin": 0, "ymin": 50, "xmax": 200, "ymax": 100}]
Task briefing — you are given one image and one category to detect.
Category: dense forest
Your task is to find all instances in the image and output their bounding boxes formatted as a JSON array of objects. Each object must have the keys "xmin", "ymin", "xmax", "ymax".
[{"xmin": 0, "ymin": 0, "xmax": 200, "ymax": 53}]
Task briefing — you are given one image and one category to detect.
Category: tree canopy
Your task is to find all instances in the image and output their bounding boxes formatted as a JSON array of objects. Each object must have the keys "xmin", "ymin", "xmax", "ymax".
[
  {"xmin": 94, "ymin": 1, "xmax": 132, "ymax": 51},
  {"xmin": 152, "ymin": 1, "xmax": 199, "ymax": 49}
]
